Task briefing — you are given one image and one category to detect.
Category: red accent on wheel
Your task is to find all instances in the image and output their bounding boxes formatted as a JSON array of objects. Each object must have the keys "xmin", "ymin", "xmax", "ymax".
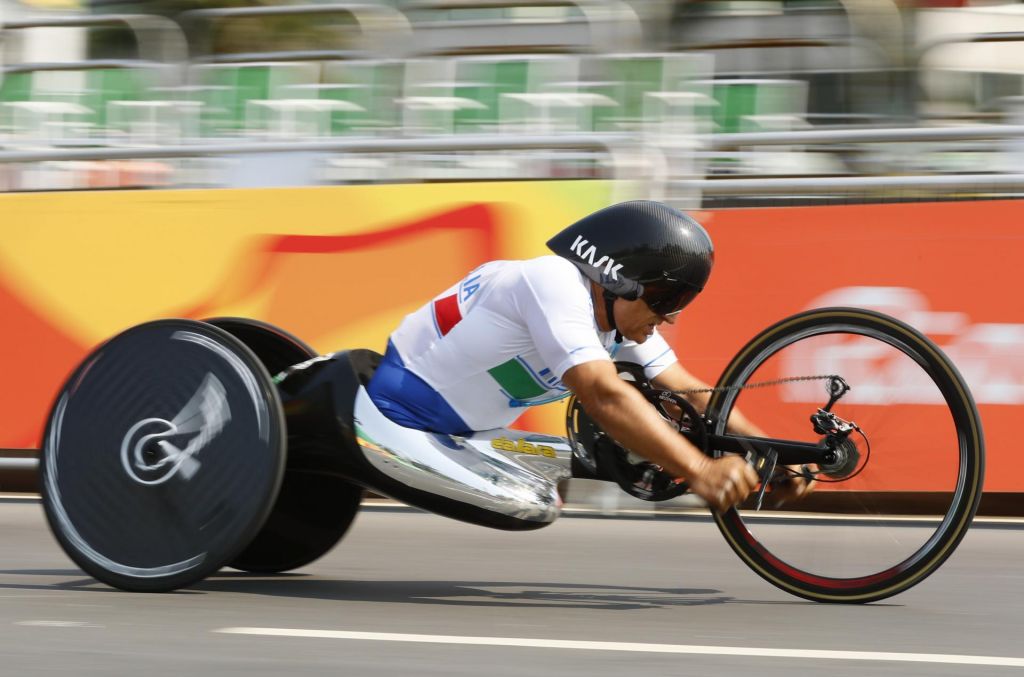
[{"xmin": 729, "ymin": 510, "xmax": 909, "ymax": 590}]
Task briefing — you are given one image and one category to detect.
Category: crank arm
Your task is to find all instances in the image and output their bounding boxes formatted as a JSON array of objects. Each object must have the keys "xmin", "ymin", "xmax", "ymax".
[{"xmin": 747, "ymin": 448, "xmax": 778, "ymax": 511}]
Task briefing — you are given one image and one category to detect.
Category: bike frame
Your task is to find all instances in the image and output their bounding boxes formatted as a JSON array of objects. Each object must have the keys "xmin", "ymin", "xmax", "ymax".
[{"xmin": 701, "ymin": 432, "xmax": 826, "ymax": 466}]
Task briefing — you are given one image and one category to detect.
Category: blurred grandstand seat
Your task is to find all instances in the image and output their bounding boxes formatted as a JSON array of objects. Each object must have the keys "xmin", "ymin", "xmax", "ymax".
[
  {"xmin": 450, "ymin": 54, "xmax": 579, "ymax": 132},
  {"xmin": 105, "ymin": 100, "xmax": 203, "ymax": 144},
  {"xmin": 670, "ymin": 0, "xmax": 906, "ymax": 126},
  {"xmin": 702, "ymin": 78, "xmax": 808, "ymax": 133},
  {"xmin": 319, "ymin": 59, "xmax": 405, "ymax": 135},
  {"xmin": 399, "ymin": 0, "xmax": 631, "ymax": 58},
  {"xmin": 399, "ymin": 58, "xmax": 466, "ymax": 134},
  {"xmin": 246, "ymin": 98, "xmax": 364, "ymax": 138},
  {"xmin": 189, "ymin": 62, "xmax": 321, "ymax": 136},
  {"xmin": 5, "ymin": 0, "xmax": 990, "ymax": 191},
  {"xmin": 589, "ymin": 53, "xmax": 714, "ymax": 133},
  {"xmin": 0, "ymin": 66, "xmax": 161, "ymax": 134},
  {"xmin": 916, "ymin": 16, "xmax": 1024, "ymax": 123},
  {"xmin": 1, "ymin": 100, "xmax": 92, "ymax": 143}
]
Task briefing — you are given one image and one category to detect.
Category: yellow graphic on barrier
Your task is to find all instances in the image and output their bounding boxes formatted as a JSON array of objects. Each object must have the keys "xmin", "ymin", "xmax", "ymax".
[{"xmin": 0, "ymin": 181, "xmax": 627, "ymax": 448}]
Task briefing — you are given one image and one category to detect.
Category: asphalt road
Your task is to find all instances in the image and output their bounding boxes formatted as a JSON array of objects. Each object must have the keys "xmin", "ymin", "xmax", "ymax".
[{"xmin": 2, "ymin": 496, "xmax": 1023, "ymax": 676}]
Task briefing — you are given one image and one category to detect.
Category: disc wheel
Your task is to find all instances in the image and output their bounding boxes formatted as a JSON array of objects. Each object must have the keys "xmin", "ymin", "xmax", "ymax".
[
  {"xmin": 228, "ymin": 437, "xmax": 364, "ymax": 573},
  {"xmin": 204, "ymin": 317, "xmax": 365, "ymax": 574},
  {"xmin": 706, "ymin": 308, "xmax": 984, "ymax": 603},
  {"xmin": 40, "ymin": 320, "xmax": 286, "ymax": 592}
]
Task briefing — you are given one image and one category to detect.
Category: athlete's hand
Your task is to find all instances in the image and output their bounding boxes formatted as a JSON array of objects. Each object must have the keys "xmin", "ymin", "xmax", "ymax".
[
  {"xmin": 688, "ymin": 455, "xmax": 759, "ymax": 512},
  {"xmin": 768, "ymin": 465, "xmax": 817, "ymax": 508}
]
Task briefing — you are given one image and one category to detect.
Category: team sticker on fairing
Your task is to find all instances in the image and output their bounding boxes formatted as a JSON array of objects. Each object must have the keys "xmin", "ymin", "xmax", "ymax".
[
  {"xmin": 491, "ymin": 437, "xmax": 557, "ymax": 458},
  {"xmin": 570, "ymin": 235, "xmax": 623, "ymax": 280}
]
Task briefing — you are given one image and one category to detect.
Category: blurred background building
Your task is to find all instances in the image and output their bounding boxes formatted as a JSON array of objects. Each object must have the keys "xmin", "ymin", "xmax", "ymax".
[{"xmin": 2, "ymin": 0, "xmax": 1024, "ymax": 204}]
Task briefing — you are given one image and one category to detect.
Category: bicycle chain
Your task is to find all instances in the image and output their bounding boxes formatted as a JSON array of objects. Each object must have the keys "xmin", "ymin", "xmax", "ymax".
[{"xmin": 668, "ymin": 374, "xmax": 841, "ymax": 396}]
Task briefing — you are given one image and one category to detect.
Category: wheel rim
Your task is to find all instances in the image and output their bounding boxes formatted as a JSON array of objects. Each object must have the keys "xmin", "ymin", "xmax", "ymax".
[{"xmin": 708, "ymin": 310, "xmax": 983, "ymax": 601}]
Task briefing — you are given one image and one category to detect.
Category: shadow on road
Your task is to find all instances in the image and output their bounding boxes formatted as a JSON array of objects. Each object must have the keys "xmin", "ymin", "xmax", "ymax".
[
  {"xmin": 0, "ymin": 568, "xmax": 203, "ymax": 594},
  {"xmin": 194, "ymin": 573, "xmax": 735, "ymax": 609},
  {"xmin": 0, "ymin": 569, "xmax": 841, "ymax": 607}
]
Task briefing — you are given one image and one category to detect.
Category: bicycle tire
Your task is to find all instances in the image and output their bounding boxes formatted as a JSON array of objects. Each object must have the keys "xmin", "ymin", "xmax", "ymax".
[{"xmin": 706, "ymin": 307, "xmax": 984, "ymax": 603}]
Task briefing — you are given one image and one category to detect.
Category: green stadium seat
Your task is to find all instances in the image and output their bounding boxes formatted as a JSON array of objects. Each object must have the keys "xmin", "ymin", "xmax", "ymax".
[
  {"xmin": 398, "ymin": 58, "xmax": 472, "ymax": 135},
  {"xmin": 590, "ymin": 53, "xmax": 713, "ymax": 132},
  {"xmin": 190, "ymin": 62, "xmax": 320, "ymax": 135},
  {"xmin": 0, "ymin": 68, "xmax": 155, "ymax": 139},
  {"xmin": 700, "ymin": 78, "xmax": 809, "ymax": 133},
  {"xmin": 82, "ymin": 68, "xmax": 152, "ymax": 127},
  {"xmin": 0, "ymin": 72, "xmax": 35, "ymax": 105},
  {"xmin": 450, "ymin": 55, "xmax": 579, "ymax": 132},
  {"xmin": 319, "ymin": 59, "xmax": 405, "ymax": 135}
]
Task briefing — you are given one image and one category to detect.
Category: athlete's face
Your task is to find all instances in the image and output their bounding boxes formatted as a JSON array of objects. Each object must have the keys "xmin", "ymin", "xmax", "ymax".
[{"xmin": 613, "ymin": 297, "xmax": 676, "ymax": 343}]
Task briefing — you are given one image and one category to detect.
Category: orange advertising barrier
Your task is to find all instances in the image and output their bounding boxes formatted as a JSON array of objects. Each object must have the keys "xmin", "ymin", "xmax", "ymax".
[
  {"xmin": 1, "ymin": 189, "xmax": 1021, "ymax": 491},
  {"xmin": 675, "ymin": 202, "xmax": 1023, "ymax": 492}
]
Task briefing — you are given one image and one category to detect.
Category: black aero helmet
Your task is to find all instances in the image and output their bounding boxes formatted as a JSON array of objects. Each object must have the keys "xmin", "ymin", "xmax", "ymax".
[{"xmin": 547, "ymin": 200, "xmax": 714, "ymax": 317}]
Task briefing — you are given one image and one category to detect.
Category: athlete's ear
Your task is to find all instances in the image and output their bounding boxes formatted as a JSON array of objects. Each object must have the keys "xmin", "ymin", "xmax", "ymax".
[{"xmin": 590, "ymin": 283, "xmax": 614, "ymax": 333}]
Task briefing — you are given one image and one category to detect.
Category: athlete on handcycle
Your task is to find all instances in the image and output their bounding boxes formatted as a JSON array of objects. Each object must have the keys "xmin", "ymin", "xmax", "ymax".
[
  {"xmin": 366, "ymin": 200, "xmax": 813, "ymax": 512},
  {"xmin": 42, "ymin": 199, "xmax": 981, "ymax": 601}
]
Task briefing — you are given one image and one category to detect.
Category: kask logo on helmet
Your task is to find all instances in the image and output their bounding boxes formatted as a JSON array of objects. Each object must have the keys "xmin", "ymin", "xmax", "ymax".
[{"xmin": 570, "ymin": 235, "xmax": 623, "ymax": 281}]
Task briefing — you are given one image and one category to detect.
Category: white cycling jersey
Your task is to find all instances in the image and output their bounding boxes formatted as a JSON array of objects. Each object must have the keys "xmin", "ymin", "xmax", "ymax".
[{"xmin": 387, "ymin": 255, "xmax": 677, "ymax": 431}]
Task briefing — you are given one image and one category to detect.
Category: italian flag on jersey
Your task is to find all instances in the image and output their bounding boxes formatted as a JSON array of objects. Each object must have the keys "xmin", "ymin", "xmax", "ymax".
[{"xmin": 432, "ymin": 292, "xmax": 560, "ymax": 401}]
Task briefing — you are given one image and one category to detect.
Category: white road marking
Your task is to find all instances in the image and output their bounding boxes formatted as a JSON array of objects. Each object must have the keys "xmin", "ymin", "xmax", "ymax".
[{"xmin": 215, "ymin": 628, "xmax": 1024, "ymax": 668}]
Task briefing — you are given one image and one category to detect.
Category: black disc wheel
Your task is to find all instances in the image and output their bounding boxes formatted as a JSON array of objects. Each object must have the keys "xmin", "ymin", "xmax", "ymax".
[
  {"xmin": 40, "ymin": 319, "xmax": 286, "ymax": 592},
  {"xmin": 228, "ymin": 438, "xmax": 363, "ymax": 574},
  {"xmin": 706, "ymin": 308, "xmax": 984, "ymax": 603},
  {"xmin": 203, "ymin": 317, "xmax": 365, "ymax": 574}
]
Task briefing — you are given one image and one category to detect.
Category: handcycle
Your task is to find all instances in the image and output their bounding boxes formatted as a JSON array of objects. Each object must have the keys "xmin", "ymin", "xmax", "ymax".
[{"xmin": 40, "ymin": 307, "xmax": 984, "ymax": 603}]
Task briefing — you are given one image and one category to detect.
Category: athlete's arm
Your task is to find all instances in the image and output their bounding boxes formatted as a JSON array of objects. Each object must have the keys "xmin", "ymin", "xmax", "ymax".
[
  {"xmin": 562, "ymin": 360, "xmax": 757, "ymax": 511},
  {"xmin": 651, "ymin": 362, "xmax": 814, "ymax": 506}
]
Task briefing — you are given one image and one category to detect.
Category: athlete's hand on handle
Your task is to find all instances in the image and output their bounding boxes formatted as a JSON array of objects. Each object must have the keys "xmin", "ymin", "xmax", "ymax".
[
  {"xmin": 768, "ymin": 466, "xmax": 817, "ymax": 508},
  {"xmin": 688, "ymin": 455, "xmax": 759, "ymax": 512}
]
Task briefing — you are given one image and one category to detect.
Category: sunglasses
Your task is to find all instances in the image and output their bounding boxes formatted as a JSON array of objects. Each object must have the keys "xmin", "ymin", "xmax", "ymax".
[{"xmin": 642, "ymin": 282, "xmax": 702, "ymax": 318}]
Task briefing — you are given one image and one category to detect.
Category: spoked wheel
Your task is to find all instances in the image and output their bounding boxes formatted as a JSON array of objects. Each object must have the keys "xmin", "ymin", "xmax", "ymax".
[{"xmin": 706, "ymin": 308, "xmax": 984, "ymax": 603}]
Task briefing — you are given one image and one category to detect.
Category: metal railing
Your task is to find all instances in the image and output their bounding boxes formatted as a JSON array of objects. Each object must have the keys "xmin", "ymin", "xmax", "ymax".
[
  {"xmin": 674, "ymin": 36, "xmax": 889, "ymax": 68},
  {"xmin": 1, "ymin": 14, "xmax": 188, "ymax": 67},
  {"xmin": 704, "ymin": 124, "xmax": 1024, "ymax": 149},
  {"xmin": 917, "ymin": 31, "xmax": 1024, "ymax": 63},
  {"xmin": 401, "ymin": 0, "xmax": 642, "ymax": 55},
  {"xmin": 678, "ymin": 173, "xmax": 1024, "ymax": 196},
  {"xmin": 0, "ymin": 132, "xmax": 632, "ymax": 163},
  {"xmin": 179, "ymin": 4, "xmax": 413, "ymax": 62},
  {"xmin": 0, "ymin": 133, "xmax": 659, "ymax": 189}
]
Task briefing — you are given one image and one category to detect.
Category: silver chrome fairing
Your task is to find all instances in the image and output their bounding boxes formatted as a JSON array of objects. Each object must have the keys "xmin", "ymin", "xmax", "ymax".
[{"xmin": 352, "ymin": 387, "xmax": 572, "ymax": 526}]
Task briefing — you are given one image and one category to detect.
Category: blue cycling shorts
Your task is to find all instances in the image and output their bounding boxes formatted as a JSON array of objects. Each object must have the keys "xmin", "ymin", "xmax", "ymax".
[{"xmin": 366, "ymin": 341, "xmax": 472, "ymax": 436}]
